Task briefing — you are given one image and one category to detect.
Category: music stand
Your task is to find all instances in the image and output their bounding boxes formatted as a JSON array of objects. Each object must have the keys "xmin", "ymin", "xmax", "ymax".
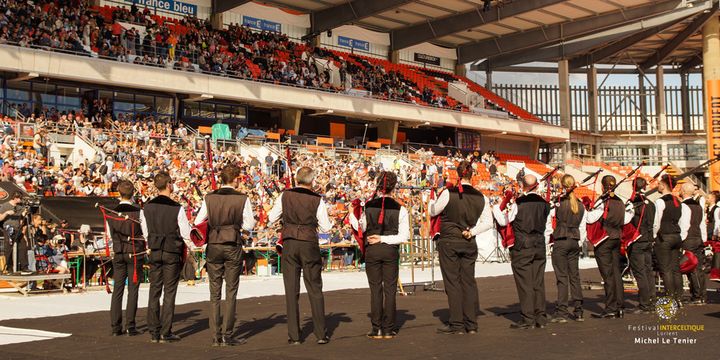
[{"xmin": 483, "ymin": 225, "xmax": 508, "ymax": 263}]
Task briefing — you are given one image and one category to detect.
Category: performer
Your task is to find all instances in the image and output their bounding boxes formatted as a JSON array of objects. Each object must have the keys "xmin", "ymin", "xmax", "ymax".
[
  {"xmin": 268, "ymin": 166, "xmax": 333, "ymax": 345},
  {"xmin": 627, "ymin": 178, "xmax": 656, "ymax": 314},
  {"xmin": 194, "ymin": 164, "xmax": 256, "ymax": 346},
  {"xmin": 106, "ymin": 180, "xmax": 145, "ymax": 336},
  {"xmin": 680, "ymin": 182, "xmax": 706, "ymax": 305},
  {"xmin": 708, "ymin": 191, "xmax": 720, "ymax": 283},
  {"xmin": 586, "ymin": 175, "xmax": 633, "ymax": 319},
  {"xmin": 652, "ymin": 175, "xmax": 687, "ymax": 305},
  {"xmin": 494, "ymin": 174, "xmax": 551, "ymax": 329},
  {"xmin": 141, "ymin": 172, "xmax": 195, "ymax": 343},
  {"xmin": 548, "ymin": 175, "xmax": 586, "ymax": 323},
  {"xmin": 430, "ymin": 161, "xmax": 493, "ymax": 334},
  {"xmin": 349, "ymin": 171, "xmax": 409, "ymax": 339}
]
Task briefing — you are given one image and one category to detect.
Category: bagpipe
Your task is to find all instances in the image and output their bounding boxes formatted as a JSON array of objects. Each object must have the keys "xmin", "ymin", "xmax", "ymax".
[
  {"xmin": 96, "ymin": 203, "xmax": 147, "ymax": 293},
  {"xmin": 497, "ymin": 165, "xmax": 561, "ymax": 249},
  {"xmin": 707, "ymin": 238, "xmax": 720, "ymax": 282},
  {"xmin": 584, "ymin": 162, "xmax": 644, "ymax": 248},
  {"xmin": 190, "ymin": 136, "xmax": 217, "ymax": 248}
]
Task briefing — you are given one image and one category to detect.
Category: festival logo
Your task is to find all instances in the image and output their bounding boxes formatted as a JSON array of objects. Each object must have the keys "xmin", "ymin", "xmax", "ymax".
[{"xmin": 655, "ymin": 296, "xmax": 679, "ymax": 321}]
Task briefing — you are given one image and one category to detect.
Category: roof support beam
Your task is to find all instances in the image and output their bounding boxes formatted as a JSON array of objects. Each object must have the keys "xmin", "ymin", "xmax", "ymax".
[
  {"xmin": 680, "ymin": 55, "xmax": 704, "ymax": 71},
  {"xmin": 456, "ymin": 0, "xmax": 685, "ymax": 64},
  {"xmin": 390, "ymin": 0, "xmax": 567, "ymax": 51},
  {"xmin": 639, "ymin": 1, "xmax": 719, "ymax": 70},
  {"xmin": 311, "ymin": 0, "xmax": 410, "ymax": 35},
  {"xmin": 212, "ymin": 0, "xmax": 251, "ymax": 14}
]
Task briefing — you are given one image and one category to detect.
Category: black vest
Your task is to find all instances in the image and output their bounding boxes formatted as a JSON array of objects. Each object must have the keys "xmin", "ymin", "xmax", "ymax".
[
  {"xmin": 631, "ymin": 194, "xmax": 656, "ymax": 242},
  {"xmin": 439, "ymin": 185, "xmax": 485, "ymax": 241},
  {"xmin": 707, "ymin": 205, "xmax": 717, "ymax": 240},
  {"xmin": 107, "ymin": 203, "xmax": 144, "ymax": 254},
  {"xmin": 600, "ymin": 195, "xmax": 625, "ymax": 240},
  {"xmin": 658, "ymin": 194, "xmax": 681, "ymax": 235},
  {"xmin": 683, "ymin": 198, "xmax": 703, "ymax": 246},
  {"xmin": 513, "ymin": 193, "xmax": 550, "ymax": 249},
  {"xmin": 281, "ymin": 187, "xmax": 322, "ymax": 242},
  {"xmin": 552, "ymin": 197, "xmax": 584, "ymax": 240},
  {"xmin": 364, "ymin": 197, "xmax": 401, "ymax": 237},
  {"xmin": 143, "ymin": 195, "xmax": 184, "ymax": 254},
  {"xmin": 205, "ymin": 187, "xmax": 248, "ymax": 245}
]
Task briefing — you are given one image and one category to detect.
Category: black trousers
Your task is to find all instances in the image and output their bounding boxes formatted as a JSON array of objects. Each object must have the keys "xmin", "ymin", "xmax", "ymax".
[
  {"xmin": 511, "ymin": 246, "xmax": 547, "ymax": 325},
  {"xmin": 655, "ymin": 233, "xmax": 683, "ymax": 301},
  {"xmin": 364, "ymin": 243, "xmax": 399, "ymax": 332},
  {"xmin": 438, "ymin": 239, "xmax": 479, "ymax": 331},
  {"xmin": 147, "ymin": 250, "xmax": 182, "ymax": 337},
  {"xmin": 5, "ymin": 238, "xmax": 29, "ymax": 272},
  {"xmin": 110, "ymin": 253, "xmax": 144, "ymax": 332},
  {"xmin": 206, "ymin": 243, "xmax": 242, "ymax": 339},
  {"xmin": 551, "ymin": 239, "xmax": 582, "ymax": 317},
  {"xmin": 281, "ymin": 239, "xmax": 326, "ymax": 341},
  {"xmin": 181, "ymin": 252, "xmax": 197, "ymax": 281},
  {"xmin": 627, "ymin": 240, "xmax": 655, "ymax": 311},
  {"xmin": 594, "ymin": 238, "xmax": 623, "ymax": 313},
  {"xmin": 683, "ymin": 239, "xmax": 706, "ymax": 301}
]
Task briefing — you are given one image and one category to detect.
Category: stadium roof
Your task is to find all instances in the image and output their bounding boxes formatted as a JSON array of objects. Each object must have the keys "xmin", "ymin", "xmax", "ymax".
[{"xmin": 216, "ymin": 0, "xmax": 719, "ymax": 71}]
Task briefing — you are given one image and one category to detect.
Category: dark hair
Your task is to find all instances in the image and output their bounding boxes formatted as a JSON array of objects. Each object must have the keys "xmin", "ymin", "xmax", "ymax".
[
  {"xmin": 220, "ymin": 164, "xmax": 240, "ymax": 184},
  {"xmin": 601, "ymin": 175, "xmax": 616, "ymax": 191},
  {"xmin": 376, "ymin": 171, "xmax": 398, "ymax": 194},
  {"xmin": 154, "ymin": 172, "xmax": 172, "ymax": 191},
  {"xmin": 633, "ymin": 177, "xmax": 647, "ymax": 192},
  {"xmin": 11, "ymin": 192, "xmax": 23, "ymax": 200},
  {"xmin": 117, "ymin": 180, "xmax": 135, "ymax": 200},
  {"xmin": 456, "ymin": 161, "xmax": 473, "ymax": 180},
  {"xmin": 659, "ymin": 174, "xmax": 674, "ymax": 190}
]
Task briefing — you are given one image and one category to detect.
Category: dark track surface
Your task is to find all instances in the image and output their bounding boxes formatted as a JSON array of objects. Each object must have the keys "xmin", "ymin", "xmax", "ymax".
[{"xmin": 1, "ymin": 269, "xmax": 718, "ymax": 360}]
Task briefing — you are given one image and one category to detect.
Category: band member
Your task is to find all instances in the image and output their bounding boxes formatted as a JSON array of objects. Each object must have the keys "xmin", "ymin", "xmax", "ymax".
[
  {"xmin": 430, "ymin": 161, "xmax": 493, "ymax": 334},
  {"xmin": 106, "ymin": 180, "xmax": 145, "ymax": 336},
  {"xmin": 349, "ymin": 172, "xmax": 409, "ymax": 339},
  {"xmin": 706, "ymin": 191, "xmax": 719, "ymax": 241},
  {"xmin": 586, "ymin": 175, "xmax": 633, "ymax": 318},
  {"xmin": 0, "ymin": 192, "xmax": 30, "ymax": 274},
  {"xmin": 549, "ymin": 175, "xmax": 586, "ymax": 323},
  {"xmin": 680, "ymin": 182, "xmax": 706, "ymax": 305},
  {"xmin": 268, "ymin": 166, "xmax": 333, "ymax": 345},
  {"xmin": 627, "ymin": 178, "xmax": 656, "ymax": 314},
  {"xmin": 494, "ymin": 174, "xmax": 551, "ymax": 329},
  {"xmin": 141, "ymin": 172, "xmax": 195, "ymax": 343},
  {"xmin": 652, "ymin": 175, "xmax": 687, "ymax": 305},
  {"xmin": 194, "ymin": 164, "xmax": 256, "ymax": 346}
]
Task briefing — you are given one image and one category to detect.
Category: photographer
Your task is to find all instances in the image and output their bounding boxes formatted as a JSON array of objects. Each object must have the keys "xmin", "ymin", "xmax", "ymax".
[{"xmin": 0, "ymin": 192, "xmax": 32, "ymax": 275}]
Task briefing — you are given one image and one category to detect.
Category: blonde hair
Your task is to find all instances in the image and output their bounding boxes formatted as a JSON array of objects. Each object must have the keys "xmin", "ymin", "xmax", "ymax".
[{"xmin": 561, "ymin": 174, "xmax": 579, "ymax": 214}]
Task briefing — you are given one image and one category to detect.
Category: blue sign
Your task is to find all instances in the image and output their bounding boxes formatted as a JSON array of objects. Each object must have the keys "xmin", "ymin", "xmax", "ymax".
[
  {"xmin": 125, "ymin": 0, "xmax": 197, "ymax": 16},
  {"xmin": 242, "ymin": 16, "xmax": 282, "ymax": 33},
  {"xmin": 337, "ymin": 36, "xmax": 370, "ymax": 52}
]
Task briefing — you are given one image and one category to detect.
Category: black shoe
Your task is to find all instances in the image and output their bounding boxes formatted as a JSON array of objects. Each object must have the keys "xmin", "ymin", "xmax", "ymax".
[
  {"xmin": 212, "ymin": 337, "xmax": 222, "ymax": 347},
  {"xmin": 111, "ymin": 330, "xmax": 123, "ymax": 337},
  {"xmin": 535, "ymin": 323, "xmax": 547, "ymax": 329},
  {"xmin": 382, "ymin": 330, "xmax": 398, "ymax": 339},
  {"xmin": 150, "ymin": 334, "xmax": 160, "ymax": 343},
  {"xmin": 366, "ymin": 329, "xmax": 383, "ymax": 339},
  {"xmin": 631, "ymin": 308, "xmax": 653, "ymax": 315},
  {"xmin": 591, "ymin": 312, "xmax": 618, "ymax": 319},
  {"xmin": 288, "ymin": 339, "xmax": 302, "ymax": 345},
  {"xmin": 509, "ymin": 322, "xmax": 533, "ymax": 329},
  {"xmin": 159, "ymin": 334, "xmax": 181, "ymax": 343},
  {"xmin": 688, "ymin": 299, "xmax": 703, "ymax": 306},
  {"xmin": 466, "ymin": 329, "xmax": 477, "ymax": 335},
  {"xmin": 317, "ymin": 337, "xmax": 330, "ymax": 345},
  {"xmin": 550, "ymin": 316, "xmax": 568, "ymax": 324},
  {"xmin": 574, "ymin": 313, "xmax": 585, "ymax": 322},
  {"xmin": 222, "ymin": 336, "xmax": 246, "ymax": 346},
  {"xmin": 436, "ymin": 325, "xmax": 465, "ymax": 335},
  {"xmin": 617, "ymin": 309, "xmax": 624, "ymax": 319},
  {"xmin": 125, "ymin": 328, "xmax": 140, "ymax": 336}
]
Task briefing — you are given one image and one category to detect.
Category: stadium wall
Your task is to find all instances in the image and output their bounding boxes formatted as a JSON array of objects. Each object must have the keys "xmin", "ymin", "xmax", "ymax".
[{"xmin": 0, "ymin": 45, "xmax": 568, "ymax": 142}]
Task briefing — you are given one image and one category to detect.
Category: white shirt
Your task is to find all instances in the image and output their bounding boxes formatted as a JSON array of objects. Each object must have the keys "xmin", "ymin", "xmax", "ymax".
[
  {"xmin": 652, "ymin": 195, "xmax": 691, "ymax": 240},
  {"xmin": 545, "ymin": 207, "xmax": 588, "ymax": 243},
  {"xmin": 139, "ymin": 197, "xmax": 194, "ymax": 249},
  {"xmin": 429, "ymin": 184, "xmax": 493, "ymax": 236},
  {"xmin": 491, "ymin": 192, "xmax": 554, "ymax": 243},
  {"xmin": 679, "ymin": 197, "xmax": 706, "ymax": 242},
  {"xmin": 267, "ymin": 190, "xmax": 334, "ymax": 235},
  {"xmin": 348, "ymin": 198, "xmax": 410, "ymax": 245},
  {"xmin": 193, "ymin": 186, "xmax": 256, "ymax": 232}
]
